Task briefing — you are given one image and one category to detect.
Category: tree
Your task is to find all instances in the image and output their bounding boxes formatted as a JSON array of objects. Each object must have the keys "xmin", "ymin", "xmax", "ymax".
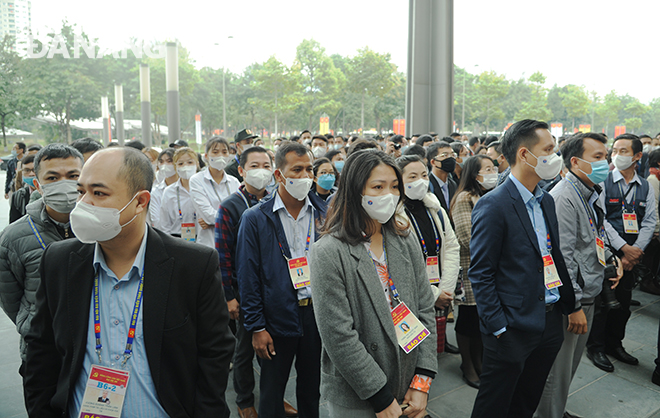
[
  {"xmin": 474, "ymin": 71, "xmax": 509, "ymax": 133},
  {"xmin": 559, "ymin": 85, "xmax": 590, "ymax": 131},
  {"xmin": 596, "ymin": 91, "xmax": 621, "ymax": 137},
  {"xmin": 292, "ymin": 39, "xmax": 345, "ymax": 130},
  {"xmin": 514, "ymin": 72, "xmax": 553, "ymax": 122},
  {"xmin": 623, "ymin": 99, "xmax": 649, "ymax": 133}
]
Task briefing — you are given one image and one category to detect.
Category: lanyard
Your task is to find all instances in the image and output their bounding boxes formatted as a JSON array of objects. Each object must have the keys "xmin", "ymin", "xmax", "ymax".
[
  {"xmin": 277, "ymin": 209, "xmax": 313, "ymax": 260},
  {"xmin": 94, "ymin": 269, "xmax": 144, "ymax": 366},
  {"xmin": 27, "ymin": 216, "xmax": 47, "ymax": 250},
  {"xmin": 367, "ymin": 239, "xmax": 401, "ymax": 307},
  {"xmin": 176, "ymin": 186, "xmax": 197, "ymax": 224},
  {"xmin": 529, "ymin": 201, "xmax": 552, "ymax": 253},
  {"xmin": 236, "ymin": 189, "xmax": 250, "ymax": 209},
  {"xmin": 406, "ymin": 208, "xmax": 440, "ymax": 257},
  {"xmin": 209, "ymin": 178, "xmax": 230, "ymax": 202},
  {"xmin": 617, "ymin": 181, "xmax": 636, "ymax": 213},
  {"xmin": 566, "ymin": 178, "xmax": 605, "ymax": 240}
]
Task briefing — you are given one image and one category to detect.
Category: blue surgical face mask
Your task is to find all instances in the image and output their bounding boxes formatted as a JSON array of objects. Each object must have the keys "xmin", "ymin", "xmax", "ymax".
[
  {"xmin": 334, "ymin": 160, "xmax": 345, "ymax": 173},
  {"xmin": 11, "ymin": 150, "xmax": 17, "ymax": 158},
  {"xmin": 578, "ymin": 158, "xmax": 609, "ymax": 184},
  {"xmin": 23, "ymin": 176, "xmax": 35, "ymax": 188},
  {"xmin": 317, "ymin": 173, "xmax": 336, "ymax": 191}
]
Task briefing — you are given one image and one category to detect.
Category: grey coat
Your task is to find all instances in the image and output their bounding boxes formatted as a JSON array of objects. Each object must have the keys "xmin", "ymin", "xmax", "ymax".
[
  {"xmin": 0, "ymin": 199, "xmax": 66, "ymax": 360},
  {"xmin": 309, "ymin": 228, "xmax": 437, "ymax": 410}
]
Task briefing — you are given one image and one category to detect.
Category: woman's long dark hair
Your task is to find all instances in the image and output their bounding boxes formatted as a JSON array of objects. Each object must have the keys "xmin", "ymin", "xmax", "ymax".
[
  {"xmin": 449, "ymin": 155, "xmax": 493, "ymax": 212},
  {"xmin": 323, "ymin": 149, "xmax": 408, "ymax": 245}
]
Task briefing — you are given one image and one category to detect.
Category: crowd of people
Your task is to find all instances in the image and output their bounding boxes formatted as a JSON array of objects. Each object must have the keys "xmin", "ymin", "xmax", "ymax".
[{"xmin": 0, "ymin": 121, "xmax": 659, "ymax": 418}]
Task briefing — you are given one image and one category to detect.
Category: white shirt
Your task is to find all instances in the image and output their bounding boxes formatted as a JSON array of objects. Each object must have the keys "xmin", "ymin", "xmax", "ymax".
[
  {"xmin": 159, "ymin": 179, "xmax": 199, "ymax": 237},
  {"xmin": 189, "ymin": 169, "xmax": 240, "ymax": 248},
  {"xmin": 149, "ymin": 181, "xmax": 167, "ymax": 229}
]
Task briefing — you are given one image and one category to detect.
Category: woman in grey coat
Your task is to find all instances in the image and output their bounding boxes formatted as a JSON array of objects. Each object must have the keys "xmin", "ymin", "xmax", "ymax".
[{"xmin": 310, "ymin": 150, "xmax": 438, "ymax": 418}]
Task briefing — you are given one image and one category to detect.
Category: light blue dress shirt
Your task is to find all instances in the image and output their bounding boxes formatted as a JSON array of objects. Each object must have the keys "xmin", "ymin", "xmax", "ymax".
[
  {"xmin": 432, "ymin": 172, "xmax": 450, "ymax": 208},
  {"xmin": 273, "ymin": 192, "xmax": 314, "ymax": 300},
  {"xmin": 69, "ymin": 225, "xmax": 168, "ymax": 418}
]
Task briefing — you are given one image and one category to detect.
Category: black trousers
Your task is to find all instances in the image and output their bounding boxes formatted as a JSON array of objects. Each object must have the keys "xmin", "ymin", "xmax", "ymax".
[
  {"xmin": 471, "ymin": 307, "xmax": 563, "ymax": 418},
  {"xmin": 587, "ymin": 270, "xmax": 634, "ymax": 353},
  {"xmin": 233, "ymin": 307, "xmax": 256, "ymax": 408},
  {"xmin": 258, "ymin": 306, "xmax": 321, "ymax": 418}
]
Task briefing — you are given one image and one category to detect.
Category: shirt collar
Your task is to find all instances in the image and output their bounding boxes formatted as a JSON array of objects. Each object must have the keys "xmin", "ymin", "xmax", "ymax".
[
  {"xmin": 204, "ymin": 167, "xmax": 227, "ymax": 185},
  {"xmin": 510, "ymin": 172, "xmax": 544, "ymax": 205},
  {"xmin": 273, "ymin": 191, "xmax": 312, "ymax": 217},
  {"xmin": 611, "ymin": 167, "xmax": 641, "ymax": 186},
  {"xmin": 93, "ymin": 223, "xmax": 149, "ymax": 281},
  {"xmin": 432, "ymin": 172, "xmax": 447, "ymax": 187},
  {"xmin": 239, "ymin": 184, "xmax": 266, "ymax": 203}
]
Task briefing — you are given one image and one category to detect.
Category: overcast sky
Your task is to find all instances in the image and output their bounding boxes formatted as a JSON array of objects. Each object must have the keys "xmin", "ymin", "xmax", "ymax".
[{"xmin": 30, "ymin": 0, "xmax": 660, "ymax": 103}]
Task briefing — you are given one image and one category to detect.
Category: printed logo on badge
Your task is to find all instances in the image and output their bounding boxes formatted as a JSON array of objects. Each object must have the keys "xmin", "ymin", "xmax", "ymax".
[
  {"xmin": 391, "ymin": 302, "xmax": 430, "ymax": 354},
  {"xmin": 78, "ymin": 364, "xmax": 130, "ymax": 418}
]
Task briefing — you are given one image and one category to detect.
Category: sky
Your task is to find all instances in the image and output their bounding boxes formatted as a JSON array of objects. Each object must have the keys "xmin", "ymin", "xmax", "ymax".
[{"xmin": 29, "ymin": 0, "xmax": 660, "ymax": 104}]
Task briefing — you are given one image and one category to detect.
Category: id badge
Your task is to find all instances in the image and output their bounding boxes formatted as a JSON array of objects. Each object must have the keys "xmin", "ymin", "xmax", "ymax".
[
  {"xmin": 288, "ymin": 257, "xmax": 311, "ymax": 289},
  {"xmin": 181, "ymin": 223, "xmax": 196, "ymax": 242},
  {"xmin": 78, "ymin": 364, "xmax": 130, "ymax": 418},
  {"xmin": 596, "ymin": 237, "xmax": 606, "ymax": 267},
  {"xmin": 426, "ymin": 256, "xmax": 440, "ymax": 284},
  {"xmin": 391, "ymin": 302, "xmax": 430, "ymax": 354},
  {"xmin": 542, "ymin": 255, "xmax": 563, "ymax": 289},
  {"xmin": 623, "ymin": 213, "xmax": 639, "ymax": 234}
]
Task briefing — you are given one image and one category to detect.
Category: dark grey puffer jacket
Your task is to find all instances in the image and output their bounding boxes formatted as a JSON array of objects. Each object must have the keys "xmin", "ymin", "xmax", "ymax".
[{"xmin": 0, "ymin": 199, "xmax": 69, "ymax": 360}]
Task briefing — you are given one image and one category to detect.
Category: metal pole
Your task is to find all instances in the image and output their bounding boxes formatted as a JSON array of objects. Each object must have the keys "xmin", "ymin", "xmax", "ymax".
[
  {"xmin": 114, "ymin": 84, "xmax": 124, "ymax": 145},
  {"xmin": 165, "ymin": 42, "xmax": 180, "ymax": 142},
  {"xmin": 222, "ymin": 68, "xmax": 227, "ymax": 136},
  {"xmin": 140, "ymin": 64, "xmax": 152, "ymax": 147},
  {"xmin": 101, "ymin": 96, "xmax": 110, "ymax": 146},
  {"xmin": 461, "ymin": 70, "xmax": 466, "ymax": 132},
  {"xmin": 430, "ymin": 0, "xmax": 454, "ymax": 136}
]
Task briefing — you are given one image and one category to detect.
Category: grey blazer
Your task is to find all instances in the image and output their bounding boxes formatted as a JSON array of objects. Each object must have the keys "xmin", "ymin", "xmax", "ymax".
[{"xmin": 309, "ymin": 228, "xmax": 438, "ymax": 409}]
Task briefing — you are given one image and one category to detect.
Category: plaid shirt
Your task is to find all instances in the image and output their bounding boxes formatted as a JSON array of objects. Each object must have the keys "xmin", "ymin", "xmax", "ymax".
[{"xmin": 215, "ymin": 185, "xmax": 264, "ymax": 301}]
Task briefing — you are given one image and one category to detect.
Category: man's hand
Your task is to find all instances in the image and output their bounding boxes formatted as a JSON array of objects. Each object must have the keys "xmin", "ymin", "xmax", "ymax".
[
  {"xmin": 252, "ymin": 330, "xmax": 275, "ymax": 360},
  {"xmin": 198, "ymin": 219, "xmax": 212, "ymax": 229},
  {"xmin": 621, "ymin": 256, "xmax": 633, "ymax": 271},
  {"xmin": 621, "ymin": 244, "xmax": 643, "ymax": 264},
  {"xmin": 376, "ymin": 400, "xmax": 404, "ymax": 418},
  {"xmin": 435, "ymin": 291, "xmax": 453, "ymax": 309},
  {"xmin": 402, "ymin": 388, "xmax": 428, "ymax": 418},
  {"xmin": 227, "ymin": 299, "xmax": 240, "ymax": 320},
  {"xmin": 385, "ymin": 142, "xmax": 402, "ymax": 159},
  {"xmin": 4, "ymin": 193, "xmax": 7, "ymax": 200},
  {"xmin": 567, "ymin": 309, "xmax": 588, "ymax": 335}
]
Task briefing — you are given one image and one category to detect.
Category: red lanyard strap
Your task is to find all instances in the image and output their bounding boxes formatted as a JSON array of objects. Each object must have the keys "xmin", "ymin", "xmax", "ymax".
[
  {"xmin": 367, "ymin": 238, "xmax": 401, "ymax": 307},
  {"xmin": 94, "ymin": 269, "xmax": 145, "ymax": 366}
]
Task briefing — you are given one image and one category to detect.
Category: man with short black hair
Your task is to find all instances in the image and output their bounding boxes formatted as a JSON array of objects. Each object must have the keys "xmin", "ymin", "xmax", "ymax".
[
  {"xmin": 415, "ymin": 134, "xmax": 434, "ymax": 148},
  {"xmin": 226, "ymin": 129, "xmax": 258, "ymax": 182},
  {"xmin": 5, "ymin": 141, "xmax": 26, "ymax": 199},
  {"xmin": 311, "ymin": 135, "xmax": 328, "ymax": 159},
  {"xmin": 469, "ymin": 119, "xmax": 575, "ymax": 418},
  {"xmin": 427, "ymin": 142, "xmax": 458, "ymax": 213},
  {"xmin": 299, "ymin": 130, "xmax": 312, "ymax": 144},
  {"xmin": 586, "ymin": 134, "xmax": 657, "ymax": 371},
  {"xmin": 9, "ymin": 154, "xmax": 36, "ymax": 223},
  {"xmin": 71, "ymin": 137, "xmax": 104, "ymax": 162},
  {"xmin": 237, "ymin": 142, "xmax": 327, "ymax": 418},
  {"xmin": 0, "ymin": 144, "xmax": 83, "ymax": 368},
  {"xmin": 487, "ymin": 141, "xmax": 511, "ymax": 186},
  {"xmin": 23, "ymin": 147, "xmax": 235, "ymax": 417},
  {"xmin": 468, "ymin": 136, "xmax": 481, "ymax": 155}
]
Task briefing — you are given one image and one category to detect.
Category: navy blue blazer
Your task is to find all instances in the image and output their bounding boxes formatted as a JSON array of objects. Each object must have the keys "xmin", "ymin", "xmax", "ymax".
[
  {"xmin": 468, "ymin": 177, "xmax": 575, "ymax": 335},
  {"xmin": 237, "ymin": 190, "xmax": 327, "ymax": 337}
]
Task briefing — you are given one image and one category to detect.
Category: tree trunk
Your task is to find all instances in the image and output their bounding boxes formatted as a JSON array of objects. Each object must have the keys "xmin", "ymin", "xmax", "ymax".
[
  {"xmin": 275, "ymin": 93, "xmax": 278, "ymax": 137},
  {"xmin": 66, "ymin": 100, "xmax": 72, "ymax": 144},
  {"xmin": 361, "ymin": 91, "xmax": 365, "ymax": 134}
]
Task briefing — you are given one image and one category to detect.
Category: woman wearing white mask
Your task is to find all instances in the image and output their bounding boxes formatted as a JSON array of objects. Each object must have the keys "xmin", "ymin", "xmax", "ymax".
[
  {"xmin": 159, "ymin": 147, "xmax": 200, "ymax": 240},
  {"xmin": 189, "ymin": 137, "xmax": 240, "ymax": 248},
  {"xmin": 309, "ymin": 150, "xmax": 437, "ymax": 418},
  {"xmin": 150, "ymin": 148, "xmax": 178, "ymax": 229},
  {"xmin": 448, "ymin": 154, "xmax": 498, "ymax": 389}
]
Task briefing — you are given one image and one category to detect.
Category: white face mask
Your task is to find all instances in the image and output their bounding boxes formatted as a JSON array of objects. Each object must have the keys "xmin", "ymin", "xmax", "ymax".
[
  {"xmin": 177, "ymin": 165, "xmax": 197, "ymax": 180},
  {"xmin": 281, "ymin": 175, "xmax": 313, "ymax": 201},
  {"xmin": 525, "ymin": 150, "xmax": 562, "ymax": 180},
  {"xmin": 612, "ymin": 154, "xmax": 634, "ymax": 171},
  {"xmin": 40, "ymin": 179, "xmax": 79, "ymax": 214},
  {"xmin": 312, "ymin": 146, "xmax": 327, "ymax": 159},
  {"xmin": 362, "ymin": 193, "xmax": 398, "ymax": 224},
  {"xmin": 208, "ymin": 156, "xmax": 229, "ymax": 171},
  {"xmin": 478, "ymin": 173, "xmax": 499, "ymax": 190},
  {"xmin": 244, "ymin": 168, "xmax": 273, "ymax": 190},
  {"xmin": 404, "ymin": 179, "xmax": 429, "ymax": 201},
  {"xmin": 159, "ymin": 164, "xmax": 176, "ymax": 178},
  {"xmin": 240, "ymin": 143, "xmax": 254, "ymax": 153},
  {"xmin": 70, "ymin": 193, "xmax": 140, "ymax": 244}
]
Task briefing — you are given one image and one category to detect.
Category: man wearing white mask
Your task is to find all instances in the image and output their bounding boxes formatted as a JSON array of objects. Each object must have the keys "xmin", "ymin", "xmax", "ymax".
[
  {"xmin": 586, "ymin": 134, "xmax": 656, "ymax": 371},
  {"xmin": 190, "ymin": 137, "xmax": 240, "ymax": 248},
  {"xmin": 158, "ymin": 147, "xmax": 200, "ymax": 238},
  {"xmin": 0, "ymin": 144, "xmax": 83, "ymax": 368},
  {"xmin": 23, "ymin": 147, "xmax": 235, "ymax": 417},
  {"xmin": 237, "ymin": 142, "xmax": 327, "ymax": 418},
  {"xmin": 226, "ymin": 129, "xmax": 258, "ymax": 182},
  {"xmin": 311, "ymin": 135, "xmax": 329, "ymax": 160}
]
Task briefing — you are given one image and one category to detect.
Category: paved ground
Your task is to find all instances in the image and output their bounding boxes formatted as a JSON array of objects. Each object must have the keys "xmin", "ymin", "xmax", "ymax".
[{"xmin": 0, "ymin": 171, "xmax": 659, "ymax": 417}]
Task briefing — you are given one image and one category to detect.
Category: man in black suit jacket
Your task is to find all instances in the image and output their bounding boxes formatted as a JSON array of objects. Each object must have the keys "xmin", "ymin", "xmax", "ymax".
[
  {"xmin": 24, "ymin": 147, "xmax": 235, "ymax": 417},
  {"xmin": 468, "ymin": 120, "xmax": 575, "ymax": 418},
  {"xmin": 427, "ymin": 142, "xmax": 458, "ymax": 213}
]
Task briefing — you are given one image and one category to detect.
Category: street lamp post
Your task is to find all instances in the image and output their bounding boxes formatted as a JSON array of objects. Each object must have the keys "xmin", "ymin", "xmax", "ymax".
[{"xmin": 215, "ymin": 36, "xmax": 233, "ymax": 137}]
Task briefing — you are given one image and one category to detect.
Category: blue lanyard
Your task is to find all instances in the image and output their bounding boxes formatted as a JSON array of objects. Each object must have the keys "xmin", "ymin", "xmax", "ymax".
[
  {"xmin": 176, "ymin": 185, "xmax": 197, "ymax": 224},
  {"xmin": 407, "ymin": 208, "xmax": 440, "ymax": 257},
  {"xmin": 367, "ymin": 238, "xmax": 402, "ymax": 307},
  {"xmin": 566, "ymin": 179, "xmax": 605, "ymax": 240},
  {"xmin": 27, "ymin": 217, "xmax": 46, "ymax": 250},
  {"xmin": 617, "ymin": 181, "xmax": 636, "ymax": 213},
  {"xmin": 93, "ymin": 269, "xmax": 144, "ymax": 366},
  {"xmin": 277, "ymin": 209, "xmax": 313, "ymax": 260}
]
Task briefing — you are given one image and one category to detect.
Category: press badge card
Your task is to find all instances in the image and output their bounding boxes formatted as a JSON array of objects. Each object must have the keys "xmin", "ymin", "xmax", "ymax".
[
  {"xmin": 596, "ymin": 237, "xmax": 606, "ymax": 266},
  {"xmin": 543, "ymin": 255, "xmax": 563, "ymax": 290},
  {"xmin": 181, "ymin": 222, "xmax": 196, "ymax": 242},
  {"xmin": 623, "ymin": 213, "xmax": 639, "ymax": 234},
  {"xmin": 288, "ymin": 257, "xmax": 311, "ymax": 289},
  {"xmin": 391, "ymin": 302, "xmax": 430, "ymax": 354},
  {"xmin": 426, "ymin": 256, "xmax": 440, "ymax": 284},
  {"xmin": 78, "ymin": 364, "xmax": 130, "ymax": 418}
]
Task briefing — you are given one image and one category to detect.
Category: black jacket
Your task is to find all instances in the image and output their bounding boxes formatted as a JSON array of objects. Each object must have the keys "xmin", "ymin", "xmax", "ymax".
[{"xmin": 24, "ymin": 226, "xmax": 235, "ymax": 417}]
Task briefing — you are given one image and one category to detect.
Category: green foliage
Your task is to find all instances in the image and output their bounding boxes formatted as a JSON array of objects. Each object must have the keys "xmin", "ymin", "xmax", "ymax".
[
  {"xmin": 559, "ymin": 85, "xmax": 590, "ymax": 130},
  {"xmin": 514, "ymin": 72, "xmax": 553, "ymax": 122},
  {"xmin": 474, "ymin": 71, "xmax": 509, "ymax": 133}
]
